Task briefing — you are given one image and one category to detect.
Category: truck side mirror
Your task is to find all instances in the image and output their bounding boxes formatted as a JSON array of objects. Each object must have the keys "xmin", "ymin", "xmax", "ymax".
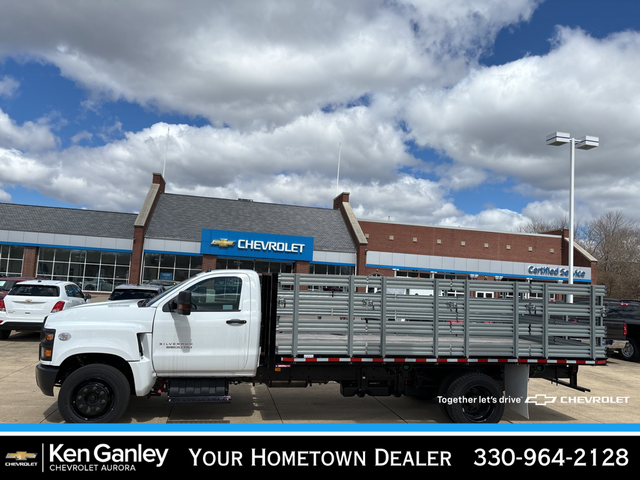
[{"xmin": 176, "ymin": 290, "xmax": 192, "ymax": 316}]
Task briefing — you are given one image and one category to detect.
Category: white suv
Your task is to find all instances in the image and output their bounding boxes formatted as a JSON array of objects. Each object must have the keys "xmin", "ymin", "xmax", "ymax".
[{"xmin": 0, "ymin": 280, "xmax": 91, "ymax": 340}]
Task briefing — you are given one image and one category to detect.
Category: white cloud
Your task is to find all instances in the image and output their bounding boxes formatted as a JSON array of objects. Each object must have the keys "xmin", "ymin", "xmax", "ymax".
[
  {"xmin": 0, "ymin": 109, "xmax": 58, "ymax": 152},
  {"xmin": 0, "ymin": 1, "xmax": 539, "ymax": 130},
  {"xmin": 405, "ymin": 26, "xmax": 640, "ymax": 226},
  {"xmin": 438, "ymin": 208, "xmax": 529, "ymax": 232},
  {"xmin": 4, "ymin": 1, "xmax": 640, "ymax": 234},
  {"xmin": 0, "ymin": 75, "xmax": 19, "ymax": 97},
  {"xmin": 70, "ymin": 130, "xmax": 93, "ymax": 144}
]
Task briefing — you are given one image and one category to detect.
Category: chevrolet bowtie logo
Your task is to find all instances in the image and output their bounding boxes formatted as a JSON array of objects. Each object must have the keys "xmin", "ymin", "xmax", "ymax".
[
  {"xmin": 526, "ymin": 394, "xmax": 557, "ymax": 406},
  {"xmin": 6, "ymin": 451, "xmax": 37, "ymax": 460},
  {"xmin": 212, "ymin": 238, "xmax": 236, "ymax": 248}
]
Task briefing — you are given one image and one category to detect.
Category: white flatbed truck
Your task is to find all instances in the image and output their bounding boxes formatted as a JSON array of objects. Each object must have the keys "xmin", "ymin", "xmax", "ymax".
[{"xmin": 36, "ymin": 270, "xmax": 607, "ymax": 423}]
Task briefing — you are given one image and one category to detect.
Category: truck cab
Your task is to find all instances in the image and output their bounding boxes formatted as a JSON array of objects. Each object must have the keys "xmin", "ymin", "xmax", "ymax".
[
  {"xmin": 150, "ymin": 271, "xmax": 261, "ymax": 376},
  {"xmin": 36, "ymin": 270, "xmax": 263, "ymax": 422}
]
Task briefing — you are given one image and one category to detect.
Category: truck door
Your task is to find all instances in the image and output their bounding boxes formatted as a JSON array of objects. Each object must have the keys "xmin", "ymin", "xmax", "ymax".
[{"xmin": 152, "ymin": 273, "xmax": 255, "ymax": 376}]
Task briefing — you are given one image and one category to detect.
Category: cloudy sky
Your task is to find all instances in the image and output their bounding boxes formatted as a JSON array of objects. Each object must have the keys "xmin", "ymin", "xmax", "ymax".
[{"xmin": 0, "ymin": 0, "xmax": 638, "ymax": 232}]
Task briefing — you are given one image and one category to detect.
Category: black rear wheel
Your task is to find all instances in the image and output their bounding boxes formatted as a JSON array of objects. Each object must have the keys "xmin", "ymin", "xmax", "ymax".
[
  {"xmin": 443, "ymin": 372, "xmax": 505, "ymax": 423},
  {"xmin": 620, "ymin": 337, "xmax": 640, "ymax": 362}
]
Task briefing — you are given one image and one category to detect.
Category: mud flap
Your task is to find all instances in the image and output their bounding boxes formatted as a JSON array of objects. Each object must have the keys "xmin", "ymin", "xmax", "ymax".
[{"xmin": 504, "ymin": 364, "xmax": 529, "ymax": 419}]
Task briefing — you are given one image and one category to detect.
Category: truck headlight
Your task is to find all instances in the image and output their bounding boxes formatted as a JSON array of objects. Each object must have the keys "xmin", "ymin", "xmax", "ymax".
[{"xmin": 39, "ymin": 328, "xmax": 55, "ymax": 361}]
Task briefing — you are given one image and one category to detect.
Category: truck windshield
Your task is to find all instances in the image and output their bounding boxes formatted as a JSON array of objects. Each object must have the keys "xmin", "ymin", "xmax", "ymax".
[{"xmin": 145, "ymin": 274, "xmax": 206, "ymax": 307}]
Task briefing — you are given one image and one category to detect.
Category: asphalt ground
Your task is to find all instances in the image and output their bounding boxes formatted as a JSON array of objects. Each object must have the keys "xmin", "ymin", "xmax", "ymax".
[{"xmin": 1, "ymin": 329, "xmax": 639, "ymax": 428}]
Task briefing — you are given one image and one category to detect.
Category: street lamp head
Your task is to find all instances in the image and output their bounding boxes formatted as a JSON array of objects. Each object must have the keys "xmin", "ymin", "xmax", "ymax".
[
  {"xmin": 546, "ymin": 132, "xmax": 571, "ymax": 146},
  {"xmin": 576, "ymin": 135, "xmax": 599, "ymax": 150}
]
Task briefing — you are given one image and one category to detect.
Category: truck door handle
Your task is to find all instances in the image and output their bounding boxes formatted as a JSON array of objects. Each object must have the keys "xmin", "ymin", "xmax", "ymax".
[{"xmin": 226, "ymin": 319, "xmax": 246, "ymax": 325}]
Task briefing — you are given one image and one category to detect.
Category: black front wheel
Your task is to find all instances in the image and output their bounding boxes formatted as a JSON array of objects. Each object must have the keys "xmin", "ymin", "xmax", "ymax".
[{"xmin": 58, "ymin": 364, "xmax": 131, "ymax": 423}]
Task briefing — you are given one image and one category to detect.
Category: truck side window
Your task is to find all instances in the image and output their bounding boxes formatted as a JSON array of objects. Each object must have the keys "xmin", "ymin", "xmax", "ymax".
[{"xmin": 187, "ymin": 276, "xmax": 242, "ymax": 312}]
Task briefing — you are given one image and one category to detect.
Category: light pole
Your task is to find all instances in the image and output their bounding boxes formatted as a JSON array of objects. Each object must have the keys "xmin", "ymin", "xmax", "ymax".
[{"xmin": 546, "ymin": 132, "xmax": 599, "ymax": 301}]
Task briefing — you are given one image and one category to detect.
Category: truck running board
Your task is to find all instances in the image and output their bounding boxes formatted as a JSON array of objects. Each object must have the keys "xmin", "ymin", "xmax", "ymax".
[{"xmin": 166, "ymin": 379, "xmax": 231, "ymax": 403}]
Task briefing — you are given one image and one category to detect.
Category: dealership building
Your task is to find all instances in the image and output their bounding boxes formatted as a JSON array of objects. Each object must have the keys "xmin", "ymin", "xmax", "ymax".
[{"xmin": 0, "ymin": 173, "xmax": 596, "ymax": 292}]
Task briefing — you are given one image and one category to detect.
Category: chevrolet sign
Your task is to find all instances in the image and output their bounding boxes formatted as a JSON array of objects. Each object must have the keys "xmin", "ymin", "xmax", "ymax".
[
  {"xmin": 201, "ymin": 229, "xmax": 314, "ymax": 261},
  {"xmin": 237, "ymin": 239, "xmax": 305, "ymax": 253}
]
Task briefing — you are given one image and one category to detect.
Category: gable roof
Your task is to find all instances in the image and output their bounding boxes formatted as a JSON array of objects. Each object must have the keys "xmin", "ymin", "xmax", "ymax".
[
  {"xmin": 0, "ymin": 203, "xmax": 136, "ymax": 238},
  {"xmin": 145, "ymin": 194, "xmax": 356, "ymax": 252}
]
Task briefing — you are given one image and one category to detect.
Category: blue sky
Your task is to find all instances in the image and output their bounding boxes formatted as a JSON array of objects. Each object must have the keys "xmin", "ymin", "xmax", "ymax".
[{"xmin": 1, "ymin": 0, "xmax": 639, "ymax": 231}]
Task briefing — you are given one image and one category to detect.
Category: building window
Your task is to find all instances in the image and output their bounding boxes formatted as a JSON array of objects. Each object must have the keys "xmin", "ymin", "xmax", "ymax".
[
  {"xmin": 0, "ymin": 245, "xmax": 24, "ymax": 276},
  {"xmin": 142, "ymin": 253, "xmax": 203, "ymax": 283},
  {"xmin": 214, "ymin": 258, "xmax": 293, "ymax": 274},
  {"xmin": 37, "ymin": 247, "xmax": 131, "ymax": 292},
  {"xmin": 476, "ymin": 291, "xmax": 495, "ymax": 298},
  {"xmin": 395, "ymin": 270, "xmax": 432, "ymax": 279},
  {"xmin": 310, "ymin": 264, "xmax": 354, "ymax": 276},
  {"xmin": 395, "ymin": 270, "xmax": 467, "ymax": 281}
]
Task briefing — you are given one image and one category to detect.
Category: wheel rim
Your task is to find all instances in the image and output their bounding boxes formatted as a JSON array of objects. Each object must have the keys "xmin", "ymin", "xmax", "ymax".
[
  {"xmin": 460, "ymin": 386, "xmax": 495, "ymax": 422},
  {"xmin": 621, "ymin": 342, "xmax": 634, "ymax": 358},
  {"xmin": 71, "ymin": 380, "xmax": 115, "ymax": 420}
]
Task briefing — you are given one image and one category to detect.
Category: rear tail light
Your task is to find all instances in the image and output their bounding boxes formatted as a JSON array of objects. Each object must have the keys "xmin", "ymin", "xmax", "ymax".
[
  {"xmin": 51, "ymin": 301, "xmax": 66, "ymax": 313},
  {"xmin": 0, "ymin": 299, "xmax": 4, "ymax": 312},
  {"xmin": 624, "ymin": 323, "xmax": 628, "ymax": 336}
]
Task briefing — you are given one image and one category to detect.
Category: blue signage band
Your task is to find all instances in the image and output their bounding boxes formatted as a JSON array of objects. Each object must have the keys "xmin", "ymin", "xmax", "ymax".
[{"xmin": 201, "ymin": 229, "xmax": 314, "ymax": 262}]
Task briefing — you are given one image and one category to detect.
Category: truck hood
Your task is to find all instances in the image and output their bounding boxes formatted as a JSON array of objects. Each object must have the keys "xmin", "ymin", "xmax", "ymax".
[{"xmin": 43, "ymin": 299, "xmax": 157, "ymax": 332}]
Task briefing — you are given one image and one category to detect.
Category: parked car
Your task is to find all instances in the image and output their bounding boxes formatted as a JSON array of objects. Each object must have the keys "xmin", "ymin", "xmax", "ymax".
[
  {"xmin": 602, "ymin": 298, "xmax": 640, "ymax": 361},
  {"xmin": 147, "ymin": 279, "xmax": 180, "ymax": 291},
  {"xmin": 81, "ymin": 278, "xmax": 114, "ymax": 292},
  {"xmin": 0, "ymin": 277, "xmax": 35, "ymax": 300},
  {"xmin": 0, "ymin": 280, "xmax": 90, "ymax": 340},
  {"xmin": 108, "ymin": 284, "xmax": 164, "ymax": 301}
]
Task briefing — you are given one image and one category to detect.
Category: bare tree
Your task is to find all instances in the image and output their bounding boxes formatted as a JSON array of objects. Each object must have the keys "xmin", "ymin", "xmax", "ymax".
[
  {"xmin": 518, "ymin": 211, "xmax": 640, "ymax": 299},
  {"xmin": 581, "ymin": 211, "xmax": 640, "ymax": 299},
  {"xmin": 518, "ymin": 216, "xmax": 570, "ymax": 234}
]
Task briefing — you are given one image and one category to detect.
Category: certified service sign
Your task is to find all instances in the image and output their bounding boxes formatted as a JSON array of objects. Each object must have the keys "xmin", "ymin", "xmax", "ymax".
[{"xmin": 201, "ymin": 229, "xmax": 314, "ymax": 262}]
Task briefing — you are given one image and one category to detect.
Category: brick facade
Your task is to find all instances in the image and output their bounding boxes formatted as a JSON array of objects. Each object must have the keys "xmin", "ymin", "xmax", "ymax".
[
  {"xmin": 128, "ymin": 173, "xmax": 166, "ymax": 284},
  {"xmin": 202, "ymin": 255, "xmax": 217, "ymax": 271},
  {"xmin": 356, "ymin": 220, "xmax": 597, "ymax": 282},
  {"xmin": 4, "ymin": 175, "xmax": 597, "ymax": 288},
  {"xmin": 21, "ymin": 246, "xmax": 38, "ymax": 277}
]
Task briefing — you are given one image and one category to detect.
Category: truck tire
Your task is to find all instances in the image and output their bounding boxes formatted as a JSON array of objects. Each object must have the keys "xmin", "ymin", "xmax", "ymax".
[
  {"xmin": 58, "ymin": 364, "xmax": 131, "ymax": 423},
  {"xmin": 444, "ymin": 372, "xmax": 505, "ymax": 423},
  {"xmin": 620, "ymin": 337, "xmax": 640, "ymax": 362},
  {"xmin": 0, "ymin": 330, "xmax": 10, "ymax": 340},
  {"xmin": 436, "ymin": 371, "xmax": 462, "ymax": 421}
]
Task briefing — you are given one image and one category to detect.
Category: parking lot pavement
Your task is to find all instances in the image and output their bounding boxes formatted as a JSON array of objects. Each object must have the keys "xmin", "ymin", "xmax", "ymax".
[{"xmin": 1, "ymin": 330, "xmax": 640, "ymax": 427}]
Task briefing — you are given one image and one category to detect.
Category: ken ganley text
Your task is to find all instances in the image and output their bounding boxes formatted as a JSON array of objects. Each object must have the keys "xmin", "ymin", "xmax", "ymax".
[
  {"xmin": 190, "ymin": 448, "xmax": 452, "ymax": 467},
  {"xmin": 48, "ymin": 444, "xmax": 168, "ymax": 471}
]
